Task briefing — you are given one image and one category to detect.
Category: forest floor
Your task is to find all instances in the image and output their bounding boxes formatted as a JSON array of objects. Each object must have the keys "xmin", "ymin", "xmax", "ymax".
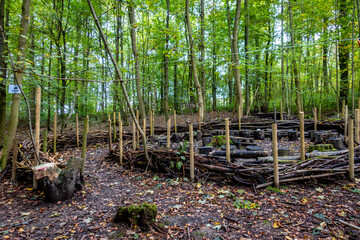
[{"xmin": 1, "ymin": 111, "xmax": 360, "ymax": 239}]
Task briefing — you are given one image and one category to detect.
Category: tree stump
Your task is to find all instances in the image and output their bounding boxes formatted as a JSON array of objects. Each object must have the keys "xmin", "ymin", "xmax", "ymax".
[
  {"xmin": 202, "ymin": 136, "xmax": 212, "ymax": 146},
  {"xmin": 198, "ymin": 146, "xmax": 214, "ymax": 155},
  {"xmin": 37, "ymin": 157, "xmax": 82, "ymax": 203},
  {"xmin": 329, "ymin": 137, "xmax": 346, "ymax": 150},
  {"xmin": 171, "ymin": 133, "xmax": 181, "ymax": 143},
  {"xmin": 287, "ymin": 130, "xmax": 298, "ymax": 141},
  {"xmin": 278, "ymin": 148, "xmax": 291, "ymax": 156},
  {"xmin": 308, "ymin": 144, "xmax": 334, "ymax": 152},
  {"xmin": 114, "ymin": 202, "xmax": 157, "ymax": 229},
  {"xmin": 314, "ymin": 131, "xmax": 329, "ymax": 144},
  {"xmin": 254, "ymin": 129, "xmax": 265, "ymax": 140}
]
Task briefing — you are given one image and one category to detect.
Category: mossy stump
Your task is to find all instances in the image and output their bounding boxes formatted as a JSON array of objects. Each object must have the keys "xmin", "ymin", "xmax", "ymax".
[{"xmin": 113, "ymin": 202, "xmax": 157, "ymax": 229}]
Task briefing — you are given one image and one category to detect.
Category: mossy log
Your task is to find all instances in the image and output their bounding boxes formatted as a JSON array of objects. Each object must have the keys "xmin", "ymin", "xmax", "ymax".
[{"xmin": 114, "ymin": 202, "xmax": 157, "ymax": 229}]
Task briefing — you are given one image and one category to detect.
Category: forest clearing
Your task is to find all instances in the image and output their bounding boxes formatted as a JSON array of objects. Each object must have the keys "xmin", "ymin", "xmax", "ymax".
[{"xmin": 1, "ymin": 0, "xmax": 360, "ymax": 239}]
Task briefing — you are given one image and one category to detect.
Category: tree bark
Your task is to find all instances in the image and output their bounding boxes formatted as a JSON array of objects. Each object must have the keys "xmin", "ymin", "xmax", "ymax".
[
  {"xmin": 289, "ymin": 0, "xmax": 302, "ymax": 113},
  {"xmin": 164, "ymin": 0, "xmax": 170, "ymax": 120},
  {"xmin": 185, "ymin": 0, "xmax": 205, "ymax": 121},
  {"xmin": 339, "ymin": 0, "xmax": 350, "ymax": 104},
  {"xmin": 227, "ymin": 0, "xmax": 243, "ymax": 116},
  {"xmin": 0, "ymin": 0, "xmax": 7, "ymax": 146},
  {"xmin": 5, "ymin": 0, "xmax": 32, "ymax": 151},
  {"xmin": 128, "ymin": 1, "xmax": 146, "ymax": 121},
  {"xmin": 244, "ymin": 0, "xmax": 250, "ymax": 115},
  {"xmin": 200, "ymin": 0, "xmax": 206, "ymax": 111}
]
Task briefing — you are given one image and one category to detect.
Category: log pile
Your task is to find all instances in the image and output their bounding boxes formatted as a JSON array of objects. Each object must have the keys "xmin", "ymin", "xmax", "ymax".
[{"xmin": 107, "ymin": 146, "xmax": 360, "ymax": 189}]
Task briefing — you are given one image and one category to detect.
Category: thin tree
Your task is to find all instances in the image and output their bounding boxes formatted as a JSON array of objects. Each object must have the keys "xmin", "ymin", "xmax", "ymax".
[{"xmin": 185, "ymin": 0, "xmax": 205, "ymax": 121}]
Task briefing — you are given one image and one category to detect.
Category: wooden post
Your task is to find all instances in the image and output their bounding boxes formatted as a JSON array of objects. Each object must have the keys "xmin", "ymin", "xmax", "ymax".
[
  {"xmin": 280, "ymin": 101, "xmax": 283, "ymax": 121},
  {"xmin": 143, "ymin": 117, "xmax": 146, "ymax": 139},
  {"xmin": 42, "ymin": 129, "xmax": 48, "ymax": 153},
  {"xmin": 174, "ymin": 110, "xmax": 177, "ymax": 134},
  {"xmin": 167, "ymin": 118, "xmax": 171, "ymax": 148},
  {"xmin": 132, "ymin": 120, "xmax": 136, "ymax": 150},
  {"xmin": 318, "ymin": 103, "xmax": 322, "ymax": 120},
  {"xmin": 355, "ymin": 109, "xmax": 360, "ymax": 145},
  {"xmin": 358, "ymin": 97, "xmax": 360, "ymax": 110},
  {"xmin": 113, "ymin": 112, "xmax": 116, "ymax": 143},
  {"xmin": 238, "ymin": 104, "xmax": 242, "ymax": 130},
  {"xmin": 349, "ymin": 119, "xmax": 355, "ymax": 182},
  {"xmin": 108, "ymin": 119, "xmax": 112, "ymax": 152},
  {"xmin": 108, "ymin": 113, "xmax": 110, "ymax": 121},
  {"xmin": 136, "ymin": 110, "xmax": 140, "ymax": 145},
  {"xmin": 76, "ymin": 113, "xmax": 79, "ymax": 148},
  {"xmin": 150, "ymin": 110, "xmax": 154, "ymax": 136},
  {"xmin": 189, "ymin": 124, "xmax": 194, "ymax": 181},
  {"xmin": 11, "ymin": 139, "xmax": 18, "ymax": 182},
  {"xmin": 225, "ymin": 118, "xmax": 231, "ymax": 163},
  {"xmin": 272, "ymin": 124, "xmax": 279, "ymax": 188},
  {"xmin": 313, "ymin": 107, "xmax": 317, "ymax": 131},
  {"xmin": 53, "ymin": 111, "xmax": 57, "ymax": 153},
  {"xmin": 198, "ymin": 111, "xmax": 201, "ymax": 132},
  {"xmin": 119, "ymin": 119, "xmax": 123, "ymax": 165},
  {"xmin": 80, "ymin": 115, "xmax": 89, "ymax": 183},
  {"xmin": 345, "ymin": 105, "xmax": 348, "ymax": 137},
  {"xmin": 342, "ymin": 99, "xmax": 345, "ymax": 117},
  {"xmin": 35, "ymin": 87, "xmax": 41, "ymax": 163},
  {"xmin": 299, "ymin": 112, "xmax": 305, "ymax": 161}
]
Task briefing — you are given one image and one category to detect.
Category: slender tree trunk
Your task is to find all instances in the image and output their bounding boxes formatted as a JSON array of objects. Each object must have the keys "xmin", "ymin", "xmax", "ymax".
[
  {"xmin": 226, "ymin": 0, "xmax": 243, "ymax": 115},
  {"xmin": 0, "ymin": 0, "xmax": 7, "ymax": 145},
  {"xmin": 322, "ymin": 18, "xmax": 329, "ymax": 93},
  {"xmin": 280, "ymin": 0, "xmax": 285, "ymax": 115},
  {"xmin": 174, "ymin": 44, "xmax": 178, "ymax": 110},
  {"xmin": 128, "ymin": 1, "xmax": 146, "ymax": 121},
  {"xmin": 185, "ymin": 0, "xmax": 204, "ymax": 121},
  {"xmin": 211, "ymin": 0, "xmax": 217, "ymax": 111},
  {"xmin": 339, "ymin": 0, "xmax": 350, "ymax": 104},
  {"xmin": 200, "ymin": 0, "xmax": 206, "ymax": 112},
  {"xmin": 5, "ymin": 0, "xmax": 32, "ymax": 152},
  {"xmin": 244, "ymin": 0, "xmax": 250, "ymax": 114},
  {"xmin": 164, "ymin": 0, "xmax": 170, "ymax": 120},
  {"xmin": 289, "ymin": 0, "xmax": 301, "ymax": 113}
]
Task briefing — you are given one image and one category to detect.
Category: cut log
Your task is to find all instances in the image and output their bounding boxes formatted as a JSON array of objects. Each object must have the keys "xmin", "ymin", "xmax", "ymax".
[
  {"xmin": 171, "ymin": 133, "xmax": 181, "ymax": 143},
  {"xmin": 198, "ymin": 146, "xmax": 214, "ymax": 155},
  {"xmin": 308, "ymin": 144, "xmax": 334, "ymax": 152},
  {"xmin": 254, "ymin": 129, "xmax": 265, "ymax": 140},
  {"xmin": 287, "ymin": 130, "xmax": 298, "ymax": 141},
  {"xmin": 202, "ymin": 136, "xmax": 212, "ymax": 146},
  {"xmin": 329, "ymin": 137, "xmax": 346, "ymax": 150},
  {"xmin": 38, "ymin": 157, "xmax": 82, "ymax": 203},
  {"xmin": 278, "ymin": 148, "xmax": 291, "ymax": 157}
]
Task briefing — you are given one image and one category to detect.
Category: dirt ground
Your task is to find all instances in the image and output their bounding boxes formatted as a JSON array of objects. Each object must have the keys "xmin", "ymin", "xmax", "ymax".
[
  {"xmin": 1, "ymin": 112, "xmax": 359, "ymax": 239},
  {"xmin": 1, "ymin": 142, "xmax": 359, "ymax": 239}
]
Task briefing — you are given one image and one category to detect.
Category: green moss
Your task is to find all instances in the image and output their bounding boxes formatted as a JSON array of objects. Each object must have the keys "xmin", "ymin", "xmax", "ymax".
[
  {"xmin": 114, "ymin": 202, "xmax": 157, "ymax": 229},
  {"xmin": 307, "ymin": 144, "xmax": 333, "ymax": 152},
  {"xmin": 207, "ymin": 135, "xmax": 233, "ymax": 147}
]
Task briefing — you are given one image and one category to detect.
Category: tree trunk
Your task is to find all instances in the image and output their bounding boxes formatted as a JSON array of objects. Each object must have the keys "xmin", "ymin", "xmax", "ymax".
[
  {"xmin": 200, "ymin": 0, "xmax": 206, "ymax": 112},
  {"xmin": 211, "ymin": 0, "xmax": 217, "ymax": 112},
  {"xmin": 185, "ymin": 0, "xmax": 204, "ymax": 121},
  {"xmin": 5, "ymin": 0, "xmax": 31, "ymax": 151},
  {"xmin": 0, "ymin": 0, "xmax": 7, "ymax": 146},
  {"xmin": 164, "ymin": 0, "xmax": 170, "ymax": 120},
  {"xmin": 128, "ymin": 1, "xmax": 146, "ymax": 121},
  {"xmin": 339, "ymin": 0, "xmax": 350, "ymax": 104},
  {"xmin": 244, "ymin": 0, "xmax": 250, "ymax": 115},
  {"xmin": 289, "ymin": 0, "xmax": 301, "ymax": 113},
  {"xmin": 227, "ymin": 0, "xmax": 243, "ymax": 116}
]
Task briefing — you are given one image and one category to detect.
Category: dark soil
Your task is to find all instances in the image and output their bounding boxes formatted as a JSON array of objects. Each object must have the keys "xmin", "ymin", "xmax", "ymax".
[{"xmin": 1, "ymin": 143, "xmax": 360, "ymax": 239}]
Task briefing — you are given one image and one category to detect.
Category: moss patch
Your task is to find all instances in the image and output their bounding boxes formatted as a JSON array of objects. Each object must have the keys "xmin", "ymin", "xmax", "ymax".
[
  {"xmin": 307, "ymin": 144, "xmax": 334, "ymax": 152},
  {"xmin": 207, "ymin": 135, "xmax": 233, "ymax": 147},
  {"xmin": 113, "ymin": 202, "xmax": 157, "ymax": 229}
]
